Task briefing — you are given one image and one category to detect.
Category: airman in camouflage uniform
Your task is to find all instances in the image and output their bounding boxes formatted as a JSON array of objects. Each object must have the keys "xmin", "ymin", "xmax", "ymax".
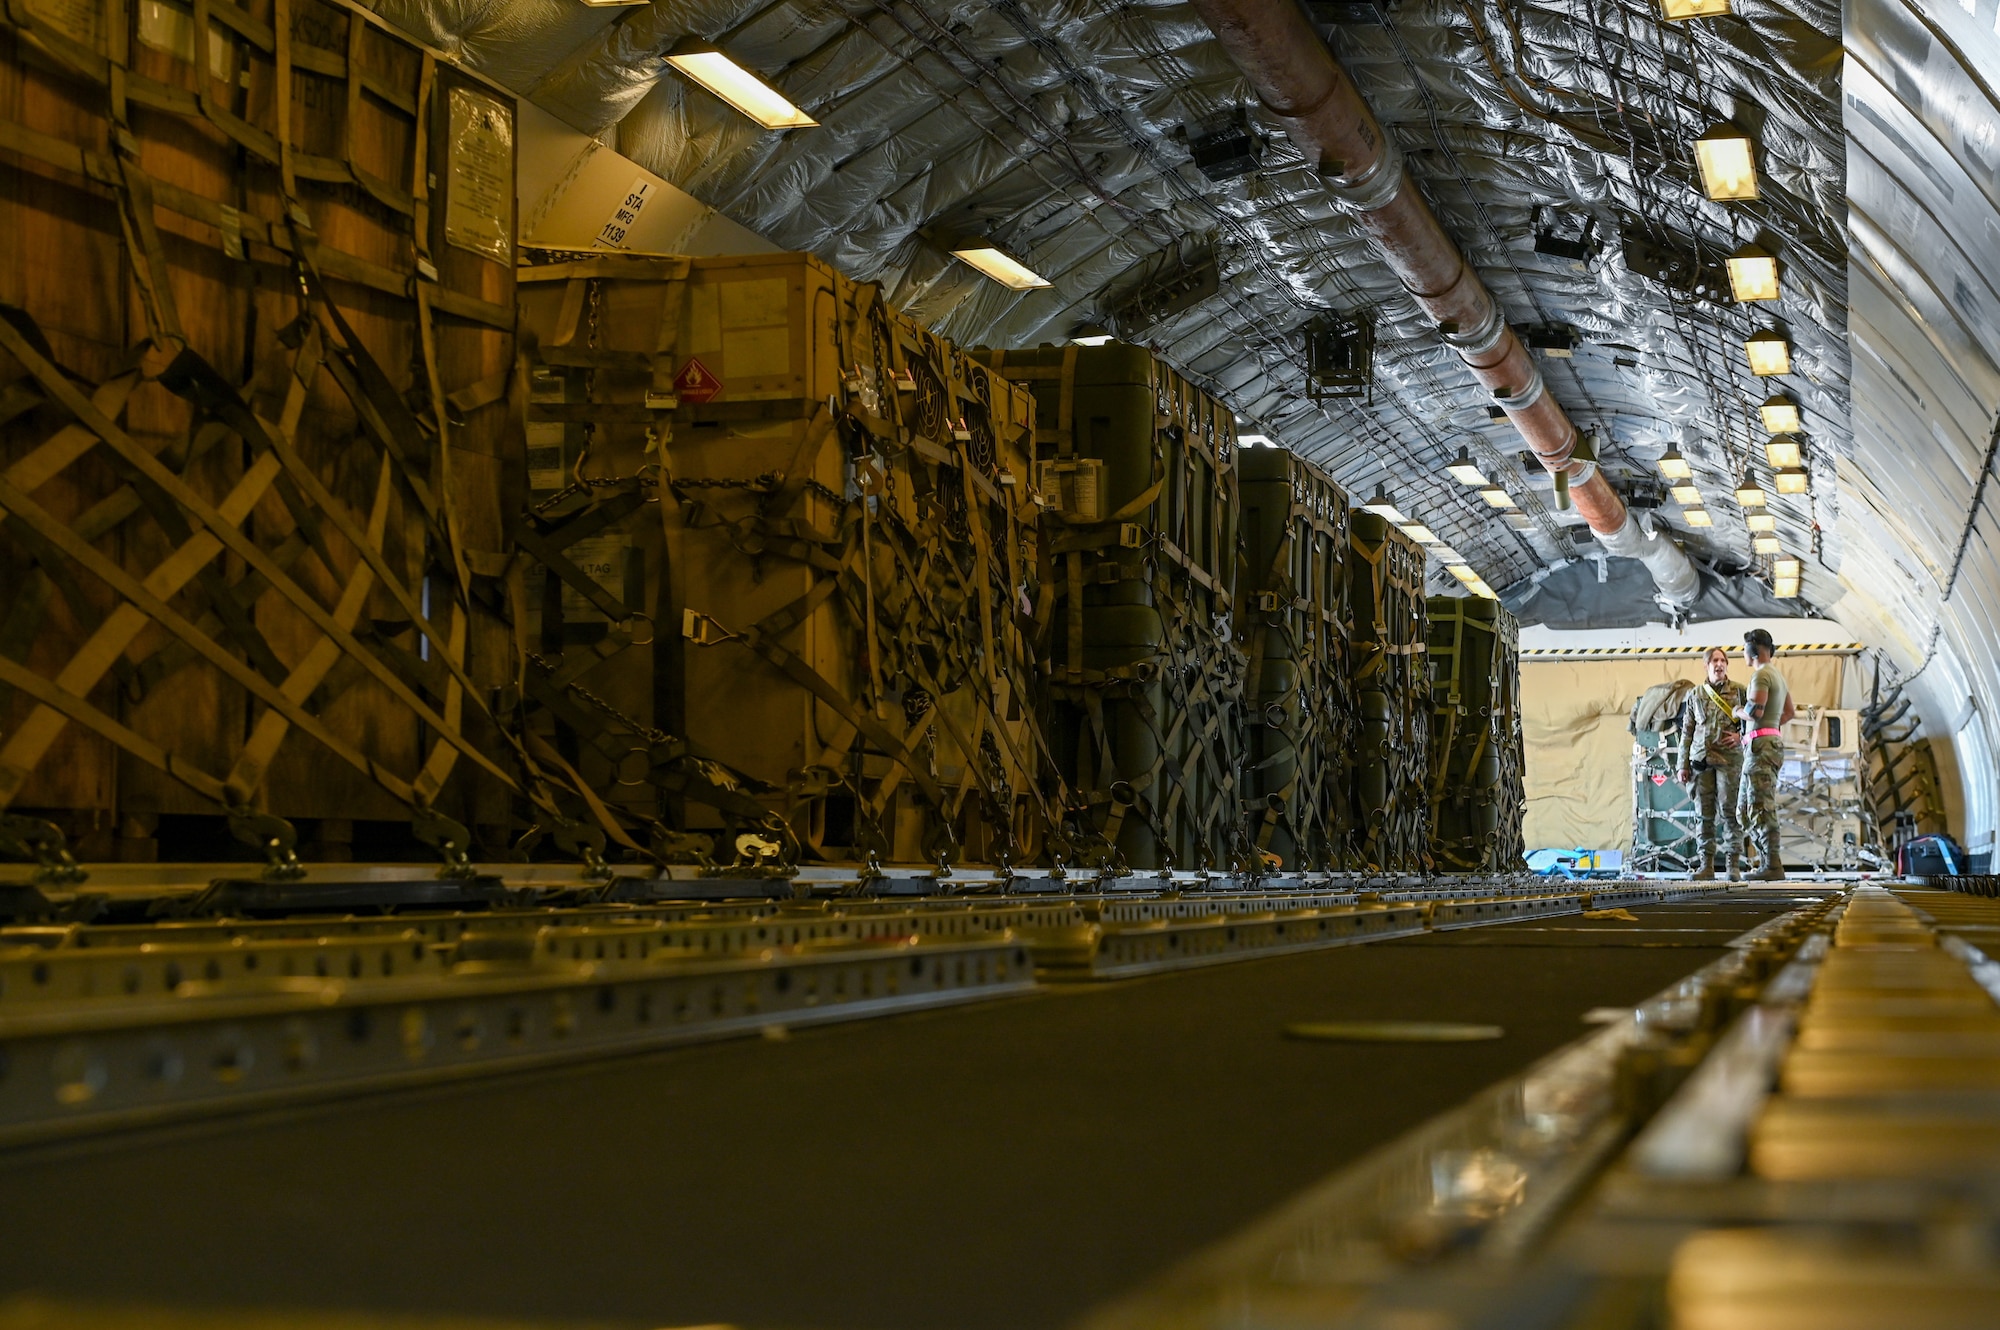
[
  {"xmin": 1735, "ymin": 628, "xmax": 1794, "ymax": 881},
  {"xmin": 1678, "ymin": 646, "xmax": 1745, "ymax": 880}
]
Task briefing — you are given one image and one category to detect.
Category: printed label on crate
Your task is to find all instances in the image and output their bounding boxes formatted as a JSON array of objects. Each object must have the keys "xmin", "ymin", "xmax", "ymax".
[
  {"xmin": 26, "ymin": 0, "xmax": 103, "ymax": 49},
  {"xmin": 593, "ymin": 178, "xmax": 652, "ymax": 250},
  {"xmin": 136, "ymin": 0, "xmax": 232, "ymax": 77},
  {"xmin": 536, "ymin": 528, "xmax": 628, "ymax": 624},
  {"xmin": 526, "ymin": 421, "xmax": 567, "ymax": 493},
  {"xmin": 1036, "ymin": 459, "xmax": 1104, "ymax": 522},
  {"xmin": 559, "ymin": 534, "xmax": 626, "ymax": 621},
  {"xmin": 445, "ymin": 87, "xmax": 514, "ymax": 264},
  {"xmin": 674, "ymin": 358, "xmax": 723, "ymax": 404}
]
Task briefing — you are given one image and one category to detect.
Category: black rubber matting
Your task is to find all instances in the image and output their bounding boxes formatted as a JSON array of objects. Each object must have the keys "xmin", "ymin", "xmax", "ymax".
[{"xmin": 0, "ymin": 894, "xmax": 1805, "ymax": 1330}]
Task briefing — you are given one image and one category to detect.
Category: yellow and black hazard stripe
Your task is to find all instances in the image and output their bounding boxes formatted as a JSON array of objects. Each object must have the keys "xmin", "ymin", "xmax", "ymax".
[{"xmin": 1520, "ymin": 643, "xmax": 1864, "ymax": 660}]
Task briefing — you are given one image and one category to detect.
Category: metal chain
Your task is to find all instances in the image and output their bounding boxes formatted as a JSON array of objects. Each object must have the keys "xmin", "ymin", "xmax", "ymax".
[{"xmin": 527, "ymin": 652, "xmax": 676, "ymax": 746}]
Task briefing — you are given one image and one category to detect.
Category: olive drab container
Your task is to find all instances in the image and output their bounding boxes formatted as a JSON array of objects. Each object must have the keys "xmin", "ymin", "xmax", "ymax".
[
  {"xmin": 1426, "ymin": 597, "xmax": 1525, "ymax": 871},
  {"xmin": 1238, "ymin": 448, "xmax": 1356, "ymax": 871},
  {"xmin": 982, "ymin": 343, "xmax": 1246, "ymax": 872},
  {"xmin": 0, "ymin": 0, "xmax": 521, "ymax": 866},
  {"xmin": 515, "ymin": 251, "xmax": 1045, "ymax": 870},
  {"xmin": 1347, "ymin": 511, "xmax": 1433, "ymax": 872}
]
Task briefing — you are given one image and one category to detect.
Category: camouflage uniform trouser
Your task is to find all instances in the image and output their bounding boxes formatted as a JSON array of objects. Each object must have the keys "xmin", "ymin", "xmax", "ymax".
[
  {"xmin": 1693, "ymin": 758, "xmax": 1741, "ymax": 861},
  {"xmin": 1737, "ymin": 736, "xmax": 1784, "ymax": 842}
]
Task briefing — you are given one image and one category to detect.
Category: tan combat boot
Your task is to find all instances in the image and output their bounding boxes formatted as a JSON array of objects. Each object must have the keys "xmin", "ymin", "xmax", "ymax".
[
  {"xmin": 1690, "ymin": 852, "xmax": 1717, "ymax": 882},
  {"xmin": 1753, "ymin": 830, "xmax": 1786, "ymax": 881}
]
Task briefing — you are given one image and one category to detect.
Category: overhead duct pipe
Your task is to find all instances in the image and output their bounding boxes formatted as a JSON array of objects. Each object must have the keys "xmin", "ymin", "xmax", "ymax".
[{"xmin": 1187, "ymin": 0, "xmax": 1700, "ymax": 605}]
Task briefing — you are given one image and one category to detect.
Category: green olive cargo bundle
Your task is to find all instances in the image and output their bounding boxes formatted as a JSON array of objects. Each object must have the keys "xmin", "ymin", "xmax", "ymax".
[
  {"xmin": 515, "ymin": 251, "xmax": 1048, "ymax": 871},
  {"xmin": 983, "ymin": 343, "xmax": 1246, "ymax": 872},
  {"xmin": 1425, "ymin": 597, "xmax": 1524, "ymax": 872},
  {"xmin": 1347, "ymin": 511, "xmax": 1431, "ymax": 872},
  {"xmin": 1238, "ymin": 447, "xmax": 1355, "ymax": 871},
  {"xmin": 0, "ymin": 0, "xmax": 540, "ymax": 874}
]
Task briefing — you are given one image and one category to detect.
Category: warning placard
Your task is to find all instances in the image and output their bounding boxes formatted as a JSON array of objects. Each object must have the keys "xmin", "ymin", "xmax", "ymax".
[{"xmin": 675, "ymin": 358, "xmax": 723, "ymax": 404}]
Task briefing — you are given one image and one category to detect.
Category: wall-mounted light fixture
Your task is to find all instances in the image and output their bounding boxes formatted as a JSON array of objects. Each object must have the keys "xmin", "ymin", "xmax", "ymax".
[
  {"xmin": 1447, "ymin": 563, "xmax": 1481, "ymax": 584},
  {"xmin": 1504, "ymin": 511, "xmax": 1535, "ymax": 530},
  {"xmin": 1773, "ymin": 556, "xmax": 1803, "ymax": 578},
  {"xmin": 1746, "ymin": 512, "xmax": 1777, "ymax": 533},
  {"xmin": 1399, "ymin": 522, "xmax": 1440, "ymax": 544},
  {"xmin": 1761, "ymin": 395, "xmax": 1802, "ymax": 433},
  {"xmin": 1658, "ymin": 446, "xmax": 1693, "ymax": 480},
  {"xmin": 1696, "ymin": 124, "xmax": 1759, "ymax": 201},
  {"xmin": 1774, "ymin": 467, "xmax": 1810, "ymax": 494},
  {"xmin": 1662, "ymin": 0, "xmax": 1730, "ymax": 16},
  {"xmin": 1478, "ymin": 484, "xmax": 1516, "ymax": 509},
  {"xmin": 1726, "ymin": 243, "xmax": 1781, "ymax": 302},
  {"xmin": 1684, "ymin": 507, "xmax": 1713, "ymax": 527},
  {"xmin": 1670, "ymin": 482, "xmax": 1703, "ymax": 506},
  {"xmin": 1764, "ymin": 436, "xmax": 1802, "ymax": 469},
  {"xmin": 664, "ymin": 42, "xmax": 818, "ymax": 129},
  {"xmin": 1070, "ymin": 323, "xmax": 1115, "ymax": 347},
  {"xmin": 1752, "ymin": 534, "xmax": 1782, "ymax": 554},
  {"xmin": 1736, "ymin": 475, "xmax": 1768, "ymax": 507},
  {"xmin": 1744, "ymin": 329, "xmax": 1791, "ymax": 376}
]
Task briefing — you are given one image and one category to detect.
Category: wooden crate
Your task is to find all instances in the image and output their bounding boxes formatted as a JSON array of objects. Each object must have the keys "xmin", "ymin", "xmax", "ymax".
[
  {"xmin": 514, "ymin": 249, "xmax": 1051, "ymax": 870},
  {"xmin": 0, "ymin": 0, "xmax": 526, "ymax": 867}
]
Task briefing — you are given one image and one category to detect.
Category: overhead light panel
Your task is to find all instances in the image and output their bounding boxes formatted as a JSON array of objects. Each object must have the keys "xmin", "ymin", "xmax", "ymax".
[
  {"xmin": 1467, "ymin": 578, "xmax": 1497, "ymax": 599},
  {"xmin": 1746, "ymin": 512, "xmax": 1777, "ymax": 532},
  {"xmin": 1764, "ymin": 436, "xmax": 1802, "ymax": 469},
  {"xmin": 1447, "ymin": 563, "xmax": 1481, "ymax": 584},
  {"xmin": 1695, "ymin": 123, "xmax": 1759, "ymax": 201},
  {"xmin": 1745, "ymin": 330, "xmax": 1791, "ymax": 376},
  {"xmin": 1775, "ymin": 467, "xmax": 1810, "ymax": 494},
  {"xmin": 951, "ymin": 245, "xmax": 1052, "ymax": 291},
  {"xmin": 1658, "ymin": 447, "xmax": 1693, "ymax": 480},
  {"xmin": 1362, "ymin": 484, "xmax": 1405, "ymax": 524},
  {"xmin": 1070, "ymin": 323, "xmax": 1115, "ymax": 347},
  {"xmin": 1445, "ymin": 446, "xmax": 1487, "ymax": 486},
  {"xmin": 1504, "ymin": 511, "xmax": 1535, "ymax": 530},
  {"xmin": 1761, "ymin": 395, "xmax": 1802, "ymax": 434},
  {"xmin": 1736, "ymin": 475, "xmax": 1768, "ymax": 507},
  {"xmin": 1399, "ymin": 522, "xmax": 1440, "ymax": 544},
  {"xmin": 1726, "ymin": 244, "xmax": 1781, "ymax": 302},
  {"xmin": 664, "ymin": 43, "xmax": 818, "ymax": 130},
  {"xmin": 1684, "ymin": 507, "xmax": 1713, "ymax": 527},
  {"xmin": 1661, "ymin": 0, "xmax": 1730, "ymax": 17},
  {"xmin": 1478, "ymin": 484, "xmax": 1516, "ymax": 509},
  {"xmin": 1670, "ymin": 482, "xmax": 1703, "ymax": 506},
  {"xmin": 1752, "ymin": 534, "xmax": 1782, "ymax": 554},
  {"xmin": 1773, "ymin": 577, "xmax": 1800, "ymax": 598}
]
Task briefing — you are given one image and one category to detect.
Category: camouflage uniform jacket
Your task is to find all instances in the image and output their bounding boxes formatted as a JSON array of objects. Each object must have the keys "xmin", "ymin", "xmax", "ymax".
[{"xmin": 1680, "ymin": 678, "xmax": 1745, "ymax": 768}]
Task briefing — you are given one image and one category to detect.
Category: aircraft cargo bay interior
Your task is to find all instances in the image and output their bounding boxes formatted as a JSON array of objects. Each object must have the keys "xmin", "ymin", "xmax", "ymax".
[{"xmin": 2, "ymin": 0, "xmax": 1999, "ymax": 1324}]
